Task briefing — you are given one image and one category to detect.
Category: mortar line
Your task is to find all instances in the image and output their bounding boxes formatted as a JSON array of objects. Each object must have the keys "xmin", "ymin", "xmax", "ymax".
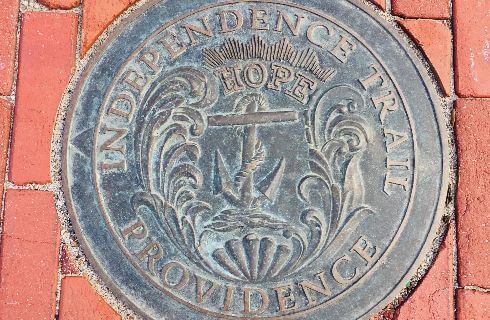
[
  {"xmin": 451, "ymin": 215, "xmax": 458, "ymax": 318},
  {"xmin": 456, "ymin": 97, "xmax": 490, "ymax": 100},
  {"xmin": 0, "ymin": 95, "xmax": 15, "ymax": 102},
  {"xmin": 75, "ymin": 0, "xmax": 84, "ymax": 63},
  {"xmin": 9, "ymin": 3, "xmax": 22, "ymax": 100},
  {"xmin": 394, "ymin": 17, "xmax": 452, "ymax": 22},
  {"xmin": 448, "ymin": 1, "xmax": 460, "ymax": 319},
  {"xmin": 55, "ymin": 229, "xmax": 64, "ymax": 319},
  {"xmin": 20, "ymin": 7, "xmax": 83, "ymax": 14},
  {"xmin": 63, "ymin": 274, "xmax": 84, "ymax": 278},
  {"xmin": 463, "ymin": 286, "xmax": 490, "ymax": 293},
  {"xmin": 448, "ymin": 16, "xmax": 456, "ymax": 98},
  {"xmin": 4, "ymin": 181, "xmax": 58, "ymax": 191},
  {"xmin": 385, "ymin": 0, "xmax": 392, "ymax": 15}
]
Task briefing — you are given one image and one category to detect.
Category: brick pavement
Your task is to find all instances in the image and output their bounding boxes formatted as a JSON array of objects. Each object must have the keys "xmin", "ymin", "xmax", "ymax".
[{"xmin": 0, "ymin": 0, "xmax": 488, "ymax": 318}]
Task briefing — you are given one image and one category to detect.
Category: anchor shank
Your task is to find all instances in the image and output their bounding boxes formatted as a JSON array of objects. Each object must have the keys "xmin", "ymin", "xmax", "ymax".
[
  {"xmin": 208, "ymin": 100, "xmax": 299, "ymax": 209},
  {"xmin": 241, "ymin": 124, "xmax": 256, "ymax": 207}
]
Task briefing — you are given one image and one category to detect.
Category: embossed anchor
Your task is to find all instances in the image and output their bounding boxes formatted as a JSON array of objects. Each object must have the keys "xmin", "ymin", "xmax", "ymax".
[{"xmin": 208, "ymin": 93, "xmax": 298, "ymax": 210}]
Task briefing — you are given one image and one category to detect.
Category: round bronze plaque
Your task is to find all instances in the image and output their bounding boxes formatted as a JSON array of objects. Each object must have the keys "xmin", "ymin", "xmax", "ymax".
[{"xmin": 61, "ymin": 0, "xmax": 450, "ymax": 319}]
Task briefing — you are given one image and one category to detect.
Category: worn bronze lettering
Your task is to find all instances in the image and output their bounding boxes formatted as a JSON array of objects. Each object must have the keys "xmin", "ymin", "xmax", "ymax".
[{"xmin": 64, "ymin": 1, "xmax": 449, "ymax": 318}]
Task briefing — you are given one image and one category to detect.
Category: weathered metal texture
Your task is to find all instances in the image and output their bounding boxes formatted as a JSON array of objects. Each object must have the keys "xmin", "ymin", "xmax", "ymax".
[{"xmin": 61, "ymin": 0, "xmax": 450, "ymax": 319}]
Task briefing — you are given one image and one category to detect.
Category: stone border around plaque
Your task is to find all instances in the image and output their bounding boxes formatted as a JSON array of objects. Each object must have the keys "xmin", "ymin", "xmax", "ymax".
[{"xmin": 52, "ymin": 0, "xmax": 453, "ymax": 319}]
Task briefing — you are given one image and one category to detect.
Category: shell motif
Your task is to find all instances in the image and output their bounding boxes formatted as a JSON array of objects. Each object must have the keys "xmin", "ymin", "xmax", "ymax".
[{"xmin": 211, "ymin": 233, "xmax": 293, "ymax": 282}]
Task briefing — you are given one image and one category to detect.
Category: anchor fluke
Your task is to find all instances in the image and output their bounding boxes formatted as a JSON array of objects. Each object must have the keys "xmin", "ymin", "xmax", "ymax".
[
  {"xmin": 258, "ymin": 158, "xmax": 286, "ymax": 202},
  {"xmin": 213, "ymin": 150, "xmax": 241, "ymax": 205}
]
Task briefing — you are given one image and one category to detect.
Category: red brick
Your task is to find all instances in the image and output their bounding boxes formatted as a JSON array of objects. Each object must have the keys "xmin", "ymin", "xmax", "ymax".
[
  {"xmin": 399, "ymin": 19, "xmax": 452, "ymax": 96},
  {"xmin": 457, "ymin": 289, "xmax": 490, "ymax": 319},
  {"xmin": 9, "ymin": 12, "xmax": 78, "ymax": 185},
  {"xmin": 0, "ymin": 0, "xmax": 19, "ymax": 95},
  {"xmin": 82, "ymin": 0, "xmax": 137, "ymax": 55},
  {"xmin": 61, "ymin": 245, "xmax": 79, "ymax": 275},
  {"xmin": 392, "ymin": 0, "xmax": 450, "ymax": 19},
  {"xmin": 0, "ymin": 99, "xmax": 12, "ymax": 202},
  {"xmin": 399, "ymin": 20, "xmax": 452, "ymax": 95},
  {"xmin": 59, "ymin": 277, "xmax": 120, "ymax": 320},
  {"xmin": 454, "ymin": 0, "xmax": 490, "ymax": 97},
  {"xmin": 370, "ymin": 0, "xmax": 386, "ymax": 10},
  {"xmin": 456, "ymin": 99, "xmax": 490, "ymax": 288},
  {"xmin": 397, "ymin": 226, "xmax": 455, "ymax": 320},
  {"xmin": 0, "ymin": 190, "xmax": 60, "ymax": 320},
  {"xmin": 38, "ymin": 0, "xmax": 81, "ymax": 9}
]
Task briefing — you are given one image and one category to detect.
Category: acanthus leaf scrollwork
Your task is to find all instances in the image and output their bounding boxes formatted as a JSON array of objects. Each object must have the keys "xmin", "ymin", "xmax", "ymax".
[
  {"xmin": 131, "ymin": 67, "xmax": 218, "ymax": 273},
  {"xmin": 293, "ymin": 85, "xmax": 376, "ymax": 268}
]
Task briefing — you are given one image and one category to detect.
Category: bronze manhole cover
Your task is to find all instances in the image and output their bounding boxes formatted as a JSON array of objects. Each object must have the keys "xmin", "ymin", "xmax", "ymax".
[{"xmin": 60, "ymin": 0, "xmax": 450, "ymax": 319}]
